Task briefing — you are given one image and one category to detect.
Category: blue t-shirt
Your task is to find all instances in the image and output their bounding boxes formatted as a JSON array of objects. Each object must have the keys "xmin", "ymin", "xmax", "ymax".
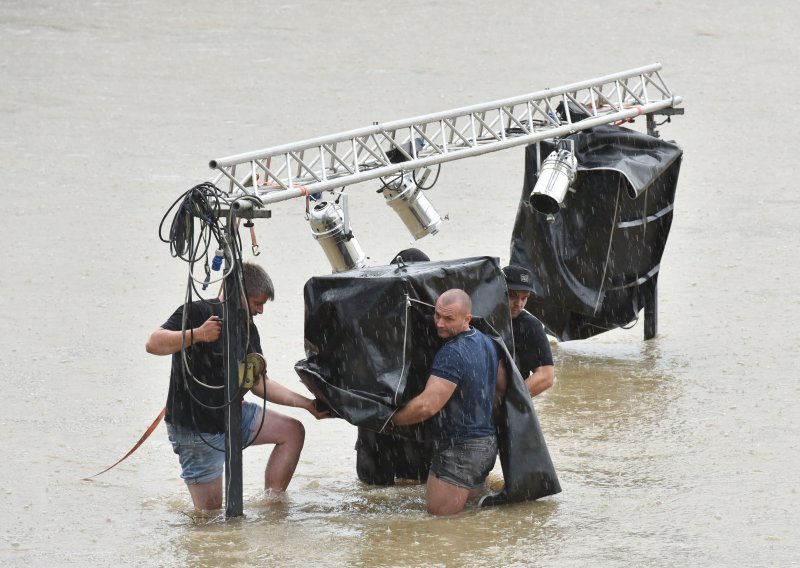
[{"xmin": 428, "ymin": 327, "xmax": 499, "ymax": 443}]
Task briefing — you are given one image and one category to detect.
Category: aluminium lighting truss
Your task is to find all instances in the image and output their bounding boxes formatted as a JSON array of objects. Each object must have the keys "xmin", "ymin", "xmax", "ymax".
[{"xmin": 209, "ymin": 63, "xmax": 682, "ymax": 207}]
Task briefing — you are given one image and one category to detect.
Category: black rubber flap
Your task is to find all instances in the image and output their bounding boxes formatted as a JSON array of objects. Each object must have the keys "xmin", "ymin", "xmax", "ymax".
[{"xmin": 477, "ymin": 317, "xmax": 561, "ymax": 506}]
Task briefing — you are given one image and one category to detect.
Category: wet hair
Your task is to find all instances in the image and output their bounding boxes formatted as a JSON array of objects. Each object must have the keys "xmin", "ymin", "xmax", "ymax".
[
  {"xmin": 242, "ymin": 262, "xmax": 275, "ymax": 301},
  {"xmin": 390, "ymin": 248, "xmax": 430, "ymax": 264}
]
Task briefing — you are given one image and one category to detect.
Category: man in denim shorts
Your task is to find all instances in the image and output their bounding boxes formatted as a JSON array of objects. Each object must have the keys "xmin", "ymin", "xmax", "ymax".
[
  {"xmin": 146, "ymin": 263, "xmax": 327, "ymax": 511},
  {"xmin": 389, "ymin": 289, "xmax": 503, "ymax": 515}
]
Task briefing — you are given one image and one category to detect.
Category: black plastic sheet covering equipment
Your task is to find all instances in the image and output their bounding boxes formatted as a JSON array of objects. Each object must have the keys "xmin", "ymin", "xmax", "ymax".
[
  {"xmin": 510, "ymin": 123, "xmax": 683, "ymax": 340},
  {"xmin": 295, "ymin": 256, "xmax": 560, "ymax": 504}
]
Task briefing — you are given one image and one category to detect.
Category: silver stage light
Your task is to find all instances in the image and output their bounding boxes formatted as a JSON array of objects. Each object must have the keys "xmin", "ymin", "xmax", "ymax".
[
  {"xmin": 529, "ymin": 141, "xmax": 578, "ymax": 215},
  {"xmin": 381, "ymin": 172, "xmax": 442, "ymax": 240},
  {"xmin": 307, "ymin": 194, "xmax": 366, "ymax": 273}
]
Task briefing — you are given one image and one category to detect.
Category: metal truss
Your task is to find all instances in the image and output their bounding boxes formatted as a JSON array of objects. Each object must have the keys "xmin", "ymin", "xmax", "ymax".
[{"xmin": 209, "ymin": 63, "xmax": 682, "ymax": 207}]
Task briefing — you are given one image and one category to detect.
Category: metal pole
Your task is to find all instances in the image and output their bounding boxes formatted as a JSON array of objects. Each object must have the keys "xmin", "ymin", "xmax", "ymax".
[
  {"xmin": 644, "ymin": 274, "xmax": 658, "ymax": 340},
  {"xmin": 223, "ymin": 226, "xmax": 245, "ymax": 518}
]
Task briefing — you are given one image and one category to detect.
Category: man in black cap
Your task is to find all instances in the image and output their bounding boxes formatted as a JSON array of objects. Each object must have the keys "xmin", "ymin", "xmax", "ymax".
[{"xmin": 502, "ymin": 265, "xmax": 554, "ymax": 396}]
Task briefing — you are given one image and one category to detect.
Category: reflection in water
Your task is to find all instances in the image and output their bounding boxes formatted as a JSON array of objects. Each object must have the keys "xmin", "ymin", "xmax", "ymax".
[
  {"xmin": 355, "ymin": 500, "xmax": 560, "ymax": 568},
  {"xmin": 543, "ymin": 340, "xmax": 685, "ymax": 489},
  {"xmin": 529, "ymin": 338, "xmax": 705, "ymax": 563}
]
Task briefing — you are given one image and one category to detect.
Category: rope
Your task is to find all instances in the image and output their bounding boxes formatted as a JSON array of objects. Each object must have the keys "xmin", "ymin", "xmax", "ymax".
[
  {"xmin": 594, "ymin": 181, "xmax": 622, "ymax": 314},
  {"xmin": 395, "ymin": 295, "xmax": 411, "ymax": 406},
  {"xmin": 408, "ymin": 297, "xmax": 435, "ymax": 309},
  {"xmin": 393, "ymin": 295, "xmax": 436, "ymax": 405}
]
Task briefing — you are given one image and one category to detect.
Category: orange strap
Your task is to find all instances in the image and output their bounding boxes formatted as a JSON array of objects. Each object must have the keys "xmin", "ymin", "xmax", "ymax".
[
  {"xmin": 615, "ymin": 104, "xmax": 645, "ymax": 126},
  {"xmin": 249, "ymin": 223, "xmax": 260, "ymax": 255},
  {"xmin": 83, "ymin": 407, "xmax": 166, "ymax": 480}
]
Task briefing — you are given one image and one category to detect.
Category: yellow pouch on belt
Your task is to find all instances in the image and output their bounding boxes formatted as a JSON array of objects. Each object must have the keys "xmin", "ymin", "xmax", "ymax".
[{"xmin": 239, "ymin": 353, "xmax": 266, "ymax": 390}]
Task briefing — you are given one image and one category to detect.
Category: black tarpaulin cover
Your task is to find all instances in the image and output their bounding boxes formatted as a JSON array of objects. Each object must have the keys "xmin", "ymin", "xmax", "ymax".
[
  {"xmin": 295, "ymin": 257, "xmax": 511, "ymax": 432},
  {"xmin": 510, "ymin": 124, "xmax": 682, "ymax": 340},
  {"xmin": 294, "ymin": 256, "xmax": 560, "ymax": 503}
]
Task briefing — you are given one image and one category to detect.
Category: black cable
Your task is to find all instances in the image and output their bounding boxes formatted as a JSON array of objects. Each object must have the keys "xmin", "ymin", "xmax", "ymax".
[
  {"xmin": 159, "ymin": 182, "xmax": 226, "ymax": 262},
  {"xmin": 583, "ymin": 314, "xmax": 640, "ymax": 333},
  {"xmin": 377, "ymin": 172, "xmax": 404, "ymax": 193},
  {"xmin": 160, "ymin": 182, "xmax": 261, "ymax": 452},
  {"xmin": 217, "ymin": 220, "xmax": 268, "ymax": 451},
  {"xmin": 413, "ymin": 164, "xmax": 441, "ymax": 191},
  {"xmin": 178, "ymin": 281, "xmax": 240, "ymax": 412}
]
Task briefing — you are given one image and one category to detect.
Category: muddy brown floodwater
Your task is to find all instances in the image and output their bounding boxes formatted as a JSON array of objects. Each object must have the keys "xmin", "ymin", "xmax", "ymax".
[{"xmin": 2, "ymin": 1, "xmax": 799, "ymax": 566}]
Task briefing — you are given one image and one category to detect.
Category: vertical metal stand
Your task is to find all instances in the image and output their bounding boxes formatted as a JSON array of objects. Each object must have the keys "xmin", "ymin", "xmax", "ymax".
[
  {"xmin": 643, "ymin": 274, "xmax": 658, "ymax": 340},
  {"xmin": 223, "ymin": 224, "xmax": 245, "ymax": 518},
  {"xmin": 646, "ymin": 113, "xmax": 659, "ymax": 138}
]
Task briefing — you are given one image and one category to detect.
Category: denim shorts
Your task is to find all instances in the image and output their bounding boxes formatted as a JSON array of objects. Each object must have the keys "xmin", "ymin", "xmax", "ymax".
[
  {"xmin": 429, "ymin": 435, "xmax": 498, "ymax": 489},
  {"xmin": 166, "ymin": 401, "xmax": 262, "ymax": 485}
]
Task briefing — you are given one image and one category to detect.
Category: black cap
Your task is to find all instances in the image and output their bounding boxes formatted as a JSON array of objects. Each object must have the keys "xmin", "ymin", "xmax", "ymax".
[
  {"xmin": 390, "ymin": 248, "xmax": 430, "ymax": 265},
  {"xmin": 502, "ymin": 265, "xmax": 535, "ymax": 293}
]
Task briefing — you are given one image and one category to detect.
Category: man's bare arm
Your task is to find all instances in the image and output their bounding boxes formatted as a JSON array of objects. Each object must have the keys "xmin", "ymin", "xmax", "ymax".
[
  {"xmin": 145, "ymin": 316, "xmax": 222, "ymax": 356},
  {"xmin": 250, "ymin": 374, "xmax": 329, "ymax": 419},
  {"xmin": 391, "ymin": 375, "xmax": 456, "ymax": 426},
  {"xmin": 525, "ymin": 365, "xmax": 555, "ymax": 397},
  {"xmin": 494, "ymin": 359, "xmax": 508, "ymax": 411}
]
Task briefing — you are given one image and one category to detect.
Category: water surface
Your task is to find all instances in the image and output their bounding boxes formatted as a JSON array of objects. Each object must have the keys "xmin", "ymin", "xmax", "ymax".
[{"xmin": 2, "ymin": 1, "xmax": 799, "ymax": 566}]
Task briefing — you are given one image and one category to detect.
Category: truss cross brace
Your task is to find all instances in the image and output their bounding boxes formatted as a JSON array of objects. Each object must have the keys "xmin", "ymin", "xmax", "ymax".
[{"xmin": 209, "ymin": 63, "xmax": 682, "ymax": 206}]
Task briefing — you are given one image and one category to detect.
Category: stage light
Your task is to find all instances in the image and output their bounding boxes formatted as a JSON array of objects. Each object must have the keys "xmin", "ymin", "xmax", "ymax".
[
  {"xmin": 381, "ymin": 172, "xmax": 442, "ymax": 240},
  {"xmin": 529, "ymin": 141, "xmax": 578, "ymax": 215},
  {"xmin": 307, "ymin": 194, "xmax": 366, "ymax": 273}
]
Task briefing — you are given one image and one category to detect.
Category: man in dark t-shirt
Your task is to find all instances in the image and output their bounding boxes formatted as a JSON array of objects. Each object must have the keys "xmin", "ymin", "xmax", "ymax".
[
  {"xmin": 146, "ymin": 263, "xmax": 327, "ymax": 511},
  {"xmin": 160, "ymin": 298, "xmax": 261, "ymax": 433},
  {"xmin": 389, "ymin": 289, "xmax": 503, "ymax": 516},
  {"xmin": 502, "ymin": 265, "xmax": 554, "ymax": 396}
]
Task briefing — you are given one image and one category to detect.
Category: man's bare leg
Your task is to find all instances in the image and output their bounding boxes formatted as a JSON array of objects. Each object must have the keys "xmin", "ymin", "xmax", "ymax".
[
  {"xmin": 425, "ymin": 473, "xmax": 471, "ymax": 516},
  {"xmin": 248, "ymin": 409, "xmax": 305, "ymax": 492},
  {"xmin": 187, "ymin": 477, "xmax": 223, "ymax": 511}
]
